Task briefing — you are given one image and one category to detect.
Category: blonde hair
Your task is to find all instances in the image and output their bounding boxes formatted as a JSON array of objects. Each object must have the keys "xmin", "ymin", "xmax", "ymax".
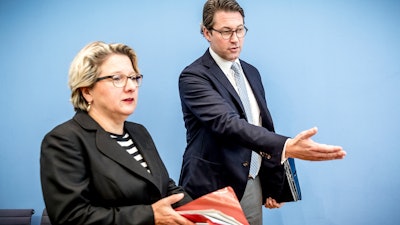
[{"xmin": 68, "ymin": 41, "xmax": 139, "ymax": 111}]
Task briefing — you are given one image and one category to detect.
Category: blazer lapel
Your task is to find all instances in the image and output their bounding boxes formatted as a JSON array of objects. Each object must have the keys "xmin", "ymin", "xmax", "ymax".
[
  {"xmin": 201, "ymin": 51, "xmax": 275, "ymax": 131},
  {"xmin": 125, "ymin": 126, "xmax": 164, "ymax": 192},
  {"xmin": 241, "ymin": 62, "xmax": 275, "ymax": 131},
  {"xmin": 74, "ymin": 110, "xmax": 158, "ymax": 185},
  {"xmin": 95, "ymin": 130, "xmax": 158, "ymax": 185},
  {"xmin": 202, "ymin": 51, "xmax": 244, "ymax": 112}
]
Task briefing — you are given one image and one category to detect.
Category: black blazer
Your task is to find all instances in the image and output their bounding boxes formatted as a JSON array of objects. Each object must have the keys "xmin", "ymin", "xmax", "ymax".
[
  {"xmin": 40, "ymin": 110, "xmax": 191, "ymax": 225},
  {"xmin": 178, "ymin": 49, "xmax": 289, "ymax": 202}
]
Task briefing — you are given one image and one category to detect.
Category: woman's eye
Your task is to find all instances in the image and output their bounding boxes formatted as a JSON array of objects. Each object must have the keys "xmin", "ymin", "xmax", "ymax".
[{"xmin": 112, "ymin": 75, "xmax": 122, "ymax": 81}]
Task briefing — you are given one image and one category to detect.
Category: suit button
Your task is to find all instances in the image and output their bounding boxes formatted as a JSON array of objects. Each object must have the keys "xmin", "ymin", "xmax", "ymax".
[
  {"xmin": 260, "ymin": 152, "xmax": 272, "ymax": 159},
  {"xmin": 242, "ymin": 161, "xmax": 249, "ymax": 167}
]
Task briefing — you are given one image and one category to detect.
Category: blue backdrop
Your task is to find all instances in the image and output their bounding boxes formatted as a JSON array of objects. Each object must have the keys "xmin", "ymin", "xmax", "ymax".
[{"xmin": 1, "ymin": 1, "xmax": 399, "ymax": 225}]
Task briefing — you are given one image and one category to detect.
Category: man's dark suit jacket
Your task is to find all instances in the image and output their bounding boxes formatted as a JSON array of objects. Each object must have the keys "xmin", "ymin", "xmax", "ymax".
[
  {"xmin": 40, "ymin": 110, "xmax": 191, "ymax": 225},
  {"xmin": 178, "ymin": 49, "xmax": 289, "ymax": 203}
]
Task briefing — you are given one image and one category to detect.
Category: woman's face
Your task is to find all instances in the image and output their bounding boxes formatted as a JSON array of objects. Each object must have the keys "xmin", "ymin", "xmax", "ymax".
[{"xmin": 85, "ymin": 54, "xmax": 139, "ymax": 123}]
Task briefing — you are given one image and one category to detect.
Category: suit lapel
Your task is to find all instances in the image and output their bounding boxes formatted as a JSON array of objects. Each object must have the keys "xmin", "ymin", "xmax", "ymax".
[
  {"xmin": 95, "ymin": 130, "xmax": 158, "ymax": 184},
  {"xmin": 74, "ymin": 110, "xmax": 160, "ymax": 189},
  {"xmin": 201, "ymin": 51, "xmax": 275, "ymax": 131},
  {"xmin": 202, "ymin": 52, "xmax": 244, "ymax": 112},
  {"xmin": 241, "ymin": 62, "xmax": 275, "ymax": 131},
  {"xmin": 125, "ymin": 124, "xmax": 164, "ymax": 192},
  {"xmin": 96, "ymin": 125, "xmax": 161, "ymax": 193},
  {"xmin": 241, "ymin": 62, "xmax": 265, "ymax": 108}
]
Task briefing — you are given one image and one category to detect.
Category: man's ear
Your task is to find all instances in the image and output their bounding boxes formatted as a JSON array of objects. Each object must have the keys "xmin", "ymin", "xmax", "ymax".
[{"xmin": 203, "ymin": 26, "xmax": 211, "ymax": 42}]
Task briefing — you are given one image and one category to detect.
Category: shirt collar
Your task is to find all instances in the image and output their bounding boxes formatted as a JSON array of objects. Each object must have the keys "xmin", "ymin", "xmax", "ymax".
[{"xmin": 209, "ymin": 48, "xmax": 240, "ymax": 75}]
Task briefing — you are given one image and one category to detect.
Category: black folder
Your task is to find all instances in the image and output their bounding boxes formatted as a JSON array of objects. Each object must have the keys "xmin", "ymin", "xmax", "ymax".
[{"xmin": 277, "ymin": 158, "xmax": 302, "ymax": 202}]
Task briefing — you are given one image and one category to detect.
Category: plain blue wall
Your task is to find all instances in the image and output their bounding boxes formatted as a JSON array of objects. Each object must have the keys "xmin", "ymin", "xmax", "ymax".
[{"xmin": 1, "ymin": 1, "xmax": 399, "ymax": 225}]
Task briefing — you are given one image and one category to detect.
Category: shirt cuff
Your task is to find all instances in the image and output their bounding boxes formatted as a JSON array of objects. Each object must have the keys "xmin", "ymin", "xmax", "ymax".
[{"xmin": 281, "ymin": 138, "xmax": 291, "ymax": 164}]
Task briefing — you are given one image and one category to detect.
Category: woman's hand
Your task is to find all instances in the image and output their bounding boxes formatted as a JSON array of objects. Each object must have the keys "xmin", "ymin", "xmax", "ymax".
[{"xmin": 152, "ymin": 193, "xmax": 195, "ymax": 225}]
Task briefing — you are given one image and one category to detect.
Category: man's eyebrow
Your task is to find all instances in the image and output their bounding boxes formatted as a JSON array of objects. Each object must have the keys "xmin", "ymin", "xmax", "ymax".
[{"xmin": 219, "ymin": 25, "xmax": 244, "ymax": 30}]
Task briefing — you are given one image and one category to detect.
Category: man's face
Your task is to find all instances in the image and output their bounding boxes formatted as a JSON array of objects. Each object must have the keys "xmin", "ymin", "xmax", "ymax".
[{"xmin": 203, "ymin": 10, "xmax": 245, "ymax": 61}]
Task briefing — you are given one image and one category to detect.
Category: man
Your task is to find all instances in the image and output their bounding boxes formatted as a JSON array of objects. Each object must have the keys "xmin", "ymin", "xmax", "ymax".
[{"xmin": 178, "ymin": 0, "xmax": 346, "ymax": 224}]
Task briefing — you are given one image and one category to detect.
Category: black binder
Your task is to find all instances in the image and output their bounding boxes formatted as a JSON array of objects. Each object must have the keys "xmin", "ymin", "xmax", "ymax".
[{"xmin": 277, "ymin": 158, "xmax": 302, "ymax": 202}]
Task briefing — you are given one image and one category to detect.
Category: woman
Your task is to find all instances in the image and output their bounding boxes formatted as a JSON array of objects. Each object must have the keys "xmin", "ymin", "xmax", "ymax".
[{"xmin": 40, "ymin": 41, "xmax": 194, "ymax": 225}]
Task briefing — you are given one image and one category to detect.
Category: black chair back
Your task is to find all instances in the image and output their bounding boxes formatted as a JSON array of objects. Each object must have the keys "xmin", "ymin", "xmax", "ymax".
[
  {"xmin": 0, "ymin": 209, "xmax": 34, "ymax": 225},
  {"xmin": 40, "ymin": 209, "xmax": 51, "ymax": 225}
]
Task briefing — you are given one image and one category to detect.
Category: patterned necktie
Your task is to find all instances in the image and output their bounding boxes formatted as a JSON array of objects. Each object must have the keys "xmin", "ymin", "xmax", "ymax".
[{"xmin": 231, "ymin": 62, "xmax": 262, "ymax": 178}]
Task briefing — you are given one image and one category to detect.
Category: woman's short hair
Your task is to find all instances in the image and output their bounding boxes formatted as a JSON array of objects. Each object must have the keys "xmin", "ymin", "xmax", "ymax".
[{"xmin": 68, "ymin": 41, "xmax": 139, "ymax": 111}]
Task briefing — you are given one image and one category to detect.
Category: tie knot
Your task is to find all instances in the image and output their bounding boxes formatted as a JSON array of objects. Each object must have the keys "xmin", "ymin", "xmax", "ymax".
[{"xmin": 231, "ymin": 62, "xmax": 241, "ymax": 74}]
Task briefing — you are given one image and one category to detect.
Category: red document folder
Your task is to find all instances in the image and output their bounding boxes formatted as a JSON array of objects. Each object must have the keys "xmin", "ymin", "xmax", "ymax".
[{"xmin": 175, "ymin": 186, "xmax": 249, "ymax": 225}]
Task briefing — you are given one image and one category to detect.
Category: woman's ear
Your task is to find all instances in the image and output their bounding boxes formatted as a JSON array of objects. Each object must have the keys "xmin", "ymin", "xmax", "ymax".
[{"xmin": 80, "ymin": 87, "xmax": 93, "ymax": 103}]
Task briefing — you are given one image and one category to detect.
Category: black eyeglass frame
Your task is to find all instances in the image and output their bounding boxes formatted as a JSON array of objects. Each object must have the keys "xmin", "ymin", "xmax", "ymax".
[
  {"xmin": 95, "ymin": 74, "xmax": 144, "ymax": 87},
  {"xmin": 210, "ymin": 26, "xmax": 248, "ymax": 40}
]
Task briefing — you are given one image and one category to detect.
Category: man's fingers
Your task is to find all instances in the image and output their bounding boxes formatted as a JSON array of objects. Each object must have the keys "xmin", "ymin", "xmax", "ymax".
[
  {"xmin": 265, "ymin": 197, "xmax": 284, "ymax": 209},
  {"xmin": 314, "ymin": 144, "xmax": 347, "ymax": 158},
  {"xmin": 325, "ymin": 150, "xmax": 347, "ymax": 160},
  {"xmin": 311, "ymin": 148, "xmax": 347, "ymax": 160},
  {"xmin": 314, "ymin": 144, "xmax": 343, "ymax": 153}
]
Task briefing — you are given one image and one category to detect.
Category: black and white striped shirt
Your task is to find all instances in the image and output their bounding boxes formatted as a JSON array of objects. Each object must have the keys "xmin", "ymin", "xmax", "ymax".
[{"xmin": 110, "ymin": 132, "xmax": 151, "ymax": 174}]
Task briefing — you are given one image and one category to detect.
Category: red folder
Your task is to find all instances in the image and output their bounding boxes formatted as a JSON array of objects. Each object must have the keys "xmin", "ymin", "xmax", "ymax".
[{"xmin": 176, "ymin": 187, "xmax": 249, "ymax": 225}]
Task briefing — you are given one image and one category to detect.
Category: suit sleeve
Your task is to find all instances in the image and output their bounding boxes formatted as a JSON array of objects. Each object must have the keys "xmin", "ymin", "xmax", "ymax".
[
  {"xmin": 167, "ymin": 179, "xmax": 193, "ymax": 208},
  {"xmin": 179, "ymin": 65, "xmax": 288, "ymax": 165}
]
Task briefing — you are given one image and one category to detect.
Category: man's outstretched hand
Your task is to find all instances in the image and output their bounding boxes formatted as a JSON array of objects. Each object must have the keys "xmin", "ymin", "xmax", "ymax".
[{"xmin": 285, "ymin": 127, "xmax": 346, "ymax": 161}]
